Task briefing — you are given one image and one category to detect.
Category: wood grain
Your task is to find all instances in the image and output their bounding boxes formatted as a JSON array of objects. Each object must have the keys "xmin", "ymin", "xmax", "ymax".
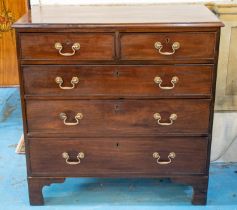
[
  {"xmin": 26, "ymin": 99, "xmax": 211, "ymax": 137},
  {"xmin": 22, "ymin": 65, "xmax": 213, "ymax": 98},
  {"xmin": 20, "ymin": 33, "xmax": 115, "ymax": 61},
  {"xmin": 120, "ymin": 32, "xmax": 216, "ymax": 61},
  {"xmin": 28, "ymin": 177, "xmax": 65, "ymax": 205},
  {"xmin": 14, "ymin": 5, "xmax": 223, "ymax": 27},
  {"xmin": 29, "ymin": 137, "xmax": 208, "ymax": 176},
  {"xmin": 13, "ymin": 4, "xmax": 223, "ymax": 205},
  {"xmin": 0, "ymin": 0, "xmax": 27, "ymax": 85}
]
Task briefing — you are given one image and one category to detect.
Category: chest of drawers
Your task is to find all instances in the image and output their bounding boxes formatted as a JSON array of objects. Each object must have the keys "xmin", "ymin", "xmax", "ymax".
[{"xmin": 13, "ymin": 4, "xmax": 223, "ymax": 205}]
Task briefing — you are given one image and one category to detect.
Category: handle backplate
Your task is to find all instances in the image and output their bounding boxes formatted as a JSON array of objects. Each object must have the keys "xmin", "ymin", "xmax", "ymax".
[
  {"xmin": 154, "ymin": 76, "xmax": 179, "ymax": 90},
  {"xmin": 55, "ymin": 76, "xmax": 79, "ymax": 90},
  {"xmin": 59, "ymin": 112, "xmax": 83, "ymax": 126},
  {"xmin": 154, "ymin": 41, "xmax": 180, "ymax": 55},
  {"xmin": 62, "ymin": 152, "xmax": 85, "ymax": 165},
  {"xmin": 153, "ymin": 152, "xmax": 176, "ymax": 165},
  {"xmin": 55, "ymin": 42, "xmax": 80, "ymax": 56},
  {"xmin": 153, "ymin": 113, "xmax": 177, "ymax": 126}
]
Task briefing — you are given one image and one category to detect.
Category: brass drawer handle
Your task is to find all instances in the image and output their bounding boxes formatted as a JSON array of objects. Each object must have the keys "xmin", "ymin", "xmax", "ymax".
[
  {"xmin": 55, "ymin": 42, "xmax": 80, "ymax": 56},
  {"xmin": 154, "ymin": 41, "xmax": 180, "ymax": 55},
  {"xmin": 154, "ymin": 76, "xmax": 179, "ymax": 90},
  {"xmin": 153, "ymin": 113, "xmax": 177, "ymax": 126},
  {"xmin": 153, "ymin": 152, "xmax": 176, "ymax": 165},
  {"xmin": 62, "ymin": 152, "xmax": 85, "ymax": 165},
  {"xmin": 55, "ymin": 76, "xmax": 79, "ymax": 90},
  {"xmin": 59, "ymin": 112, "xmax": 83, "ymax": 126}
]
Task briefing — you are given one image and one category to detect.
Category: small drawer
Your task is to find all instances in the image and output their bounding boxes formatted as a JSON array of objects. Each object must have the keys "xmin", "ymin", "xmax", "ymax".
[
  {"xmin": 20, "ymin": 33, "xmax": 115, "ymax": 61},
  {"xmin": 26, "ymin": 99, "xmax": 210, "ymax": 137},
  {"xmin": 120, "ymin": 32, "xmax": 216, "ymax": 61},
  {"xmin": 23, "ymin": 65, "xmax": 213, "ymax": 98},
  {"xmin": 29, "ymin": 137, "xmax": 208, "ymax": 176}
]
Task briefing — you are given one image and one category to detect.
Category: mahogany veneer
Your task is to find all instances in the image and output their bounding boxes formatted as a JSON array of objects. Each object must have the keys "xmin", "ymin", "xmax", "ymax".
[
  {"xmin": 20, "ymin": 33, "xmax": 115, "ymax": 60},
  {"xmin": 26, "ymin": 99, "xmax": 210, "ymax": 136},
  {"xmin": 23, "ymin": 65, "xmax": 213, "ymax": 98},
  {"xmin": 29, "ymin": 138, "xmax": 208, "ymax": 176},
  {"xmin": 13, "ymin": 4, "xmax": 223, "ymax": 205},
  {"xmin": 120, "ymin": 32, "xmax": 216, "ymax": 61}
]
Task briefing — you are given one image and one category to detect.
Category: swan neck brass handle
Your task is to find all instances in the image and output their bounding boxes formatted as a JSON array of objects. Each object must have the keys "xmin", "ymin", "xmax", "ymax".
[
  {"xmin": 55, "ymin": 42, "xmax": 80, "ymax": 56},
  {"xmin": 59, "ymin": 112, "xmax": 83, "ymax": 126},
  {"xmin": 153, "ymin": 113, "xmax": 177, "ymax": 126},
  {"xmin": 55, "ymin": 76, "xmax": 79, "ymax": 90},
  {"xmin": 62, "ymin": 152, "xmax": 85, "ymax": 165},
  {"xmin": 154, "ymin": 41, "xmax": 180, "ymax": 55},
  {"xmin": 154, "ymin": 76, "xmax": 179, "ymax": 90},
  {"xmin": 153, "ymin": 152, "xmax": 176, "ymax": 165}
]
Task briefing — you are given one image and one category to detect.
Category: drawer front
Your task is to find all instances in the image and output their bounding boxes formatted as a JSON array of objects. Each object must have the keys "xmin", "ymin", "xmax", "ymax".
[
  {"xmin": 26, "ymin": 99, "xmax": 210, "ymax": 136},
  {"xmin": 120, "ymin": 32, "xmax": 216, "ymax": 61},
  {"xmin": 23, "ymin": 65, "xmax": 213, "ymax": 98},
  {"xmin": 20, "ymin": 33, "xmax": 115, "ymax": 61},
  {"xmin": 29, "ymin": 137, "xmax": 208, "ymax": 176}
]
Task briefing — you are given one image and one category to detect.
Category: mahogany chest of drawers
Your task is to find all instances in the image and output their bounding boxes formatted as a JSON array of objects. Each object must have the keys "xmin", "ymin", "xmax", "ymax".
[{"xmin": 13, "ymin": 4, "xmax": 223, "ymax": 205}]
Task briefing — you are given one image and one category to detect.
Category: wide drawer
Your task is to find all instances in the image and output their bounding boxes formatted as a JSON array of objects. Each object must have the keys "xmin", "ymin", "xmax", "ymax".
[
  {"xmin": 26, "ymin": 99, "xmax": 210, "ymax": 137},
  {"xmin": 23, "ymin": 65, "xmax": 213, "ymax": 98},
  {"xmin": 29, "ymin": 137, "xmax": 208, "ymax": 176},
  {"xmin": 120, "ymin": 32, "xmax": 216, "ymax": 61},
  {"xmin": 20, "ymin": 33, "xmax": 115, "ymax": 61}
]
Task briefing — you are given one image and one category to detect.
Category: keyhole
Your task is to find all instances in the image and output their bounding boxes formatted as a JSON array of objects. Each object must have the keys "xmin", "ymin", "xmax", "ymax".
[
  {"xmin": 114, "ymin": 105, "xmax": 120, "ymax": 111},
  {"xmin": 116, "ymin": 143, "xmax": 120, "ymax": 147},
  {"xmin": 114, "ymin": 71, "xmax": 120, "ymax": 78},
  {"xmin": 165, "ymin": 38, "xmax": 170, "ymax": 43}
]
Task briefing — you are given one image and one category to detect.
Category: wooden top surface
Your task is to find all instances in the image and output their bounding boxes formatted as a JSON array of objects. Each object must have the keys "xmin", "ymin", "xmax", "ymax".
[{"xmin": 13, "ymin": 4, "xmax": 223, "ymax": 28}]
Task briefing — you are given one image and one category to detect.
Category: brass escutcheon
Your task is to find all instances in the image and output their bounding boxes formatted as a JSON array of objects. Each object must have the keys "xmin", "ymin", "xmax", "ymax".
[
  {"xmin": 62, "ymin": 152, "xmax": 85, "ymax": 165},
  {"xmin": 153, "ymin": 113, "xmax": 177, "ymax": 126},
  {"xmin": 154, "ymin": 41, "xmax": 180, "ymax": 55},
  {"xmin": 59, "ymin": 112, "xmax": 83, "ymax": 126},
  {"xmin": 153, "ymin": 152, "xmax": 176, "ymax": 165},
  {"xmin": 55, "ymin": 42, "xmax": 80, "ymax": 56},
  {"xmin": 154, "ymin": 76, "xmax": 179, "ymax": 90},
  {"xmin": 55, "ymin": 76, "xmax": 79, "ymax": 90}
]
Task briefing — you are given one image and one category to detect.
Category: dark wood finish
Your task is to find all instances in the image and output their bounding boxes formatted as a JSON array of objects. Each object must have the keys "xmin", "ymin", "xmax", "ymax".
[
  {"xmin": 19, "ymin": 58, "xmax": 217, "ymax": 65},
  {"xmin": 26, "ymin": 99, "xmax": 210, "ymax": 136},
  {"xmin": 29, "ymin": 137, "xmax": 207, "ymax": 176},
  {"xmin": 27, "ymin": 0, "xmax": 31, "ymax": 9},
  {"xmin": 28, "ymin": 177, "xmax": 65, "ymax": 205},
  {"xmin": 171, "ymin": 176, "xmax": 208, "ymax": 205},
  {"xmin": 20, "ymin": 33, "xmax": 115, "ymax": 61},
  {"xmin": 13, "ymin": 4, "xmax": 223, "ymax": 205},
  {"xmin": 13, "ymin": 5, "xmax": 223, "ymax": 28},
  {"xmin": 23, "ymin": 65, "xmax": 213, "ymax": 98},
  {"xmin": 206, "ymin": 29, "xmax": 222, "ymax": 176},
  {"xmin": 120, "ymin": 32, "xmax": 216, "ymax": 61}
]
